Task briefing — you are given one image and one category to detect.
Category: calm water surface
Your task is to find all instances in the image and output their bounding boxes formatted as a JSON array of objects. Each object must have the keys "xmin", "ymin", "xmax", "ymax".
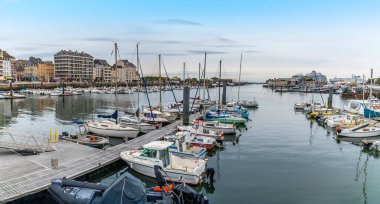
[{"xmin": 1, "ymin": 85, "xmax": 379, "ymax": 204}]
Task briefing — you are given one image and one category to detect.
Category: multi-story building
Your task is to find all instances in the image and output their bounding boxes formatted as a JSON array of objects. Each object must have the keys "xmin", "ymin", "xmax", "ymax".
[
  {"xmin": 113, "ymin": 60, "xmax": 139, "ymax": 83},
  {"xmin": 24, "ymin": 57, "xmax": 41, "ymax": 81},
  {"xmin": 54, "ymin": 50, "xmax": 94, "ymax": 82},
  {"xmin": 0, "ymin": 50, "xmax": 15, "ymax": 81},
  {"xmin": 38, "ymin": 61, "xmax": 54, "ymax": 82},
  {"xmin": 94, "ymin": 59, "xmax": 111, "ymax": 82},
  {"xmin": 15, "ymin": 60, "xmax": 27, "ymax": 81}
]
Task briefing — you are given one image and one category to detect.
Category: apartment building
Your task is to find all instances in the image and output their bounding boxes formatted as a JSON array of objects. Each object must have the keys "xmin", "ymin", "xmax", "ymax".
[
  {"xmin": 94, "ymin": 59, "xmax": 111, "ymax": 82},
  {"xmin": 54, "ymin": 50, "xmax": 94, "ymax": 82}
]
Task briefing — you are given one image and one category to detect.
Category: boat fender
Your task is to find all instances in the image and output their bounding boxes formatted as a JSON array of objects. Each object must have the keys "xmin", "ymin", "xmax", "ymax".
[{"xmin": 205, "ymin": 168, "xmax": 215, "ymax": 183}]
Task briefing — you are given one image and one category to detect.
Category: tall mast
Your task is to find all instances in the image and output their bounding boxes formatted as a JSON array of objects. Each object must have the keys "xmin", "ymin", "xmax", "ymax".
[
  {"xmin": 218, "ymin": 60, "xmax": 222, "ymax": 109},
  {"xmin": 238, "ymin": 52, "xmax": 242, "ymax": 102},
  {"xmin": 136, "ymin": 43, "xmax": 140, "ymax": 119},
  {"xmin": 114, "ymin": 42, "xmax": 118, "ymax": 95},
  {"xmin": 203, "ymin": 53, "xmax": 207, "ymax": 101},
  {"xmin": 362, "ymin": 74, "xmax": 365, "ymax": 103},
  {"xmin": 198, "ymin": 62, "xmax": 201, "ymax": 85},
  {"xmin": 159, "ymin": 54, "xmax": 162, "ymax": 108}
]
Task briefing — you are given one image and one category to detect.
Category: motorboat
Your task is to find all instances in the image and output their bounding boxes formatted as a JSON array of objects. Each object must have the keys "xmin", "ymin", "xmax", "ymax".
[
  {"xmin": 175, "ymin": 131, "xmax": 218, "ymax": 151},
  {"xmin": 338, "ymin": 124, "xmax": 380, "ymax": 138},
  {"xmin": 120, "ymin": 141, "xmax": 207, "ymax": 185},
  {"xmin": 177, "ymin": 125, "xmax": 224, "ymax": 141},
  {"xmin": 119, "ymin": 116, "xmax": 156, "ymax": 134},
  {"xmin": 164, "ymin": 132, "xmax": 207, "ymax": 158},
  {"xmin": 59, "ymin": 132, "xmax": 109, "ymax": 148},
  {"xmin": 204, "ymin": 112, "xmax": 246, "ymax": 125},
  {"xmin": 238, "ymin": 99, "xmax": 259, "ymax": 108},
  {"xmin": 141, "ymin": 109, "xmax": 169, "ymax": 124},
  {"xmin": 193, "ymin": 119, "xmax": 236, "ymax": 134}
]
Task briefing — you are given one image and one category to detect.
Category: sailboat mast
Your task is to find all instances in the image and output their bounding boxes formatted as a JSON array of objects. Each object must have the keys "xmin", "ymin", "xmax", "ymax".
[
  {"xmin": 203, "ymin": 52, "xmax": 207, "ymax": 101},
  {"xmin": 136, "ymin": 43, "xmax": 140, "ymax": 119},
  {"xmin": 238, "ymin": 52, "xmax": 242, "ymax": 102},
  {"xmin": 159, "ymin": 54, "xmax": 162, "ymax": 108},
  {"xmin": 370, "ymin": 69, "xmax": 373, "ymax": 98},
  {"xmin": 218, "ymin": 60, "xmax": 222, "ymax": 109},
  {"xmin": 114, "ymin": 42, "xmax": 118, "ymax": 95}
]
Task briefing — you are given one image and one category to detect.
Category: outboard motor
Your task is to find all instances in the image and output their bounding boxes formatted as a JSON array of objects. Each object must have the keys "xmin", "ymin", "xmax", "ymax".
[
  {"xmin": 61, "ymin": 131, "xmax": 69, "ymax": 136},
  {"xmin": 205, "ymin": 168, "xmax": 215, "ymax": 183},
  {"xmin": 154, "ymin": 165, "xmax": 167, "ymax": 188},
  {"xmin": 174, "ymin": 183, "xmax": 209, "ymax": 204}
]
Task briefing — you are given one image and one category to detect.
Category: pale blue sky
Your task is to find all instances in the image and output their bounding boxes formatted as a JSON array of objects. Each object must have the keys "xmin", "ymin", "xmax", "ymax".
[{"xmin": 1, "ymin": 0, "xmax": 380, "ymax": 81}]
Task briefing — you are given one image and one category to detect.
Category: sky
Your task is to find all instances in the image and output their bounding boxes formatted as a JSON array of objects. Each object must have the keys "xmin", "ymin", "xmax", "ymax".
[{"xmin": 1, "ymin": 0, "xmax": 380, "ymax": 82}]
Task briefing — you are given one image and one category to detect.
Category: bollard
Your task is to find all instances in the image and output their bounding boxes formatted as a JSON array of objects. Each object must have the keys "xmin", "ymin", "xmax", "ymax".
[
  {"xmin": 182, "ymin": 86, "xmax": 190, "ymax": 125},
  {"xmin": 49, "ymin": 129, "xmax": 52, "ymax": 142},
  {"xmin": 51, "ymin": 158, "xmax": 58, "ymax": 169},
  {"xmin": 53, "ymin": 129, "xmax": 58, "ymax": 142},
  {"xmin": 328, "ymin": 86, "xmax": 333, "ymax": 108}
]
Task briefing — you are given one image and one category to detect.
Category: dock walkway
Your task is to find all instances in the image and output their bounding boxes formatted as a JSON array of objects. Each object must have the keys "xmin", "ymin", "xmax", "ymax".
[{"xmin": 0, "ymin": 116, "xmax": 192, "ymax": 203}]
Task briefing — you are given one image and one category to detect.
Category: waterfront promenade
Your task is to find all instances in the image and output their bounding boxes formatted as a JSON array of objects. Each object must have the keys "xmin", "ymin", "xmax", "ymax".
[{"xmin": 0, "ymin": 116, "xmax": 193, "ymax": 203}]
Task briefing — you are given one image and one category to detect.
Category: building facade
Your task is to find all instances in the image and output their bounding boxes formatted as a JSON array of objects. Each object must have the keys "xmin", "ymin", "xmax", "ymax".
[
  {"xmin": 113, "ymin": 60, "xmax": 139, "ymax": 83},
  {"xmin": 54, "ymin": 50, "xmax": 94, "ymax": 82},
  {"xmin": 24, "ymin": 57, "xmax": 41, "ymax": 81},
  {"xmin": 94, "ymin": 59, "xmax": 111, "ymax": 82},
  {"xmin": 38, "ymin": 61, "xmax": 55, "ymax": 82},
  {"xmin": 0, "ymin": 50, "xmax": 15, "ymax": 80}
]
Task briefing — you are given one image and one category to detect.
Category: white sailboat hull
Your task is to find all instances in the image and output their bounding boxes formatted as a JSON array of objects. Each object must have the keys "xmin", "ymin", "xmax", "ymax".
[{"xmin": 87, "ymin": 123, "xmax": 139, "ymax": 138}]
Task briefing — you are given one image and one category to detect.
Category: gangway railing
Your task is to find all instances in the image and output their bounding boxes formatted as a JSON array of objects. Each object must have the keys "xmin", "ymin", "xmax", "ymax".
[{"xmin": 0, "ymin": 131, "xmax": 56, "ymax": 153}]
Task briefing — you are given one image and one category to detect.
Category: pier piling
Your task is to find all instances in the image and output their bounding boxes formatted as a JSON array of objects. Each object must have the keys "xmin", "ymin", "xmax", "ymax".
[
  {"xmin": 182, "ymin": 86, "xmax": 190, "ymax": 125},
  {"xmin": 328, "ymin": 86, "xmax": 333, "ymax": 108},
  {"xmin": 222, "ymin": 83, "xmax": 227, "ymax": 105}
]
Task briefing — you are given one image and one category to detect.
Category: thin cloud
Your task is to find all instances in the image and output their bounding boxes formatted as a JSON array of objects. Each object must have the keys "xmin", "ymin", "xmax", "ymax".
[
  {"xmin": 187, "ymin": 50, "xmax": 229, "ymax": 55},
  {"xmin": 136, "ymin": 39, "xmax": 185, "ymax": 44},
  {"xmin": 83, "ymin": 37, "xmax": 116, "ymax": 42},
  {"xmin": 218, "ymin": 37, "xmax": 235, "ymax": 43},
  {"xmin": 245, "ymin": 50, "xmax": 262, "ymax": 53},
  {"xmin": 155, "ymin": 19, "xmax": 203, "ymax": 26}
]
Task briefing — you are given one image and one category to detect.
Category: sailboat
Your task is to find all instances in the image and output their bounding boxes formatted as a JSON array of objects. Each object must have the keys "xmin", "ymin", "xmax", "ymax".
[
  {"xmin": 86, "ymin": 43, "xmax": 139, "ymax": 139},
  {"xmin": 204, "ymin": 60, "xmax": 247, "ymax": 125},
  {"xmin": 236, "ymin": 52, "xmax": 258, "ymax": 108}
]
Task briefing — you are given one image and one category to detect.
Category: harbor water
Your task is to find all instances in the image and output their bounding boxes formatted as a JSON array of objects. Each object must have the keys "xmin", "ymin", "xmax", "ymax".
[{"xmin": 1, "ymin": 85, "xmax": 379, "ymax": 204}]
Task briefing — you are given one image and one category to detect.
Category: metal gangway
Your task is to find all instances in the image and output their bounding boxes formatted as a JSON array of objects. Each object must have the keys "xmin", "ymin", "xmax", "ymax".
[{"xmin": 0, "ymin": 131, "xmax": 56, "ymax": 154}]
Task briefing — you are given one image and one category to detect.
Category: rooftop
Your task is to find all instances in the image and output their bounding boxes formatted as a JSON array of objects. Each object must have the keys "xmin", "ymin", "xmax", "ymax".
[
  {"xmin": 94, "ymin": 59, "xmax": 110, "ymax": 66},
  {"xmin": 54, "ymin": 50, "xmax": 93, "ymax": 58},
  {"xmin": 143, "ymin": 141, "xmax": 173, "ymax": 150}
]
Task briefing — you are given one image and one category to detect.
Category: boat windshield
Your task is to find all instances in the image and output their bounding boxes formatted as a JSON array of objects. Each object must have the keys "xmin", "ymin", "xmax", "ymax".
[
  {"xmin": 141, "ymin": 148, "xmax": 157, "ymax": 158},
  {"xmin": 159, "ymin": 149, "xmax": 170, "ymax": 167}
]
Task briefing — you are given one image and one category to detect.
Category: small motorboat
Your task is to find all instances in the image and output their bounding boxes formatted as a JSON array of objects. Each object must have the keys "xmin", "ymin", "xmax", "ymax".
[
  {"xmin": 338, "ymin": 124, "xmax": 380, "ymax": 138},
  {"xmin": 164, "ymin": 132, "xmax": 207, "ymax": 158},
  {"xmin": 120, "ymin": 141, "xmax": 207, "ymax": 185},
  {"xmin": 238, "ymin": 99, "xmax": 259, "ymax": 108},
  {"xmin": 59, "ymin": 132, "xmax": 109, "ymax": 148},
  {"xmin": 193, "ymin": 119, "xmax": 236, "ymax": 134},
  {"xmin": 176, "ymin": 131, "xmax": 218, "ymax": 151},
  {"xmin": 204, "ymin": 112, "xmax": 246, "ymax": 125},
  {"xmin": 119, "ymin": 116, "xmax": 156, "ymax": 134},
  {"xmin": 177, "ymin": 125, "xmax": 225, "ymax": 141}
]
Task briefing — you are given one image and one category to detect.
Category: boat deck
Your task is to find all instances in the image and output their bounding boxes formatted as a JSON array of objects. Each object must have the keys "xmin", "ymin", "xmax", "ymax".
[{"xmin": 0, "ymin": 115, "xmax": 195, "ymax": 203}]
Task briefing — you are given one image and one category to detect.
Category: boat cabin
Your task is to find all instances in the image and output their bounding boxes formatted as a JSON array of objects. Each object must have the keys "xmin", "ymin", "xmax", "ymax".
[
  {"xmin": 141, "ymin": 141, "xmax": 172, "ymax": 167},
  {"xmin": 143, "ymin": 110, "xmax": 162, "ymax": 119}
]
